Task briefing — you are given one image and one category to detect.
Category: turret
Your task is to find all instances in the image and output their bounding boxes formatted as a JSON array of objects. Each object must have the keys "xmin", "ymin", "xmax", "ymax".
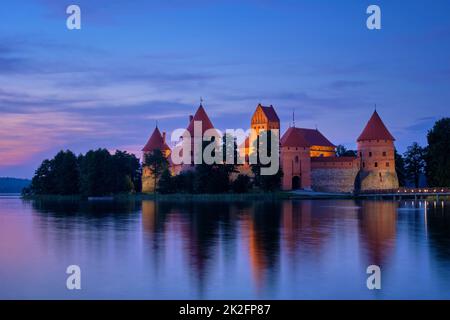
[{"xmin": 357, "ymin": 110, "xmax": 399, "ymax": 191}]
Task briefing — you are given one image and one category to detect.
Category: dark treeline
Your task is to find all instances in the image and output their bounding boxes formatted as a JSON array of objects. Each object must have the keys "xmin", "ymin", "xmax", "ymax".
[
  {"xmin": 25, "ymin": 149, "xmax": 141, "ymax": 197},
  {"xmin": 396, "ymin": 118, "xmax": 450, "ymax": 188}
]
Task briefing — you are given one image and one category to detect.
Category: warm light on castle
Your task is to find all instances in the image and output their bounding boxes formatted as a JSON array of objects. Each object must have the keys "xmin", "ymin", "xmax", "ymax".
[{"xmin": 142, "ymin": 103, "xmax": 399, "ymax": 193}]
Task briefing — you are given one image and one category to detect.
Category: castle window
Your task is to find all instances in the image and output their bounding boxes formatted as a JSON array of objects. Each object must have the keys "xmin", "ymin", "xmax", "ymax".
[
  {"xmin": 369, "ymin": 152, "xmax": 372, "ymax": 157},
  {"xmin": 379, "ymin": 172, "xmax": 383, "ymax": 182},
  {"xmin": 363, "ymin": 162, "xmax": 365, "ymax": 168},
  {"xmin": 386, "ymin": 162, "xmax": 390, "ymax": 167},
  {"xmin": 383, "ymin": 151, "xmax": 387, "ymax": 157},
  {"xmin": 295, "ymin": 156, "xmax": 299, "ymax": 163},
  {"xmin": 374, "ymin": 162, "xmax": 378, "ymax": 168},
  {"xmin": 359, "ymin": 152, "xmax": 362, "ymax": 157}
]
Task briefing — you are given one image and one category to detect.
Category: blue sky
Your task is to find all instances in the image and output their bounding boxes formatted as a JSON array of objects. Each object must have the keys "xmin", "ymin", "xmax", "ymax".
[{"xmin": 0, "ymin": 0, "xmax": 449, "ymax": 178}]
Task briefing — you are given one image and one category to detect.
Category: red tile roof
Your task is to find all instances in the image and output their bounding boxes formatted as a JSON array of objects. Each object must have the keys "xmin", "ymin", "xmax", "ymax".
[
  {"xmin": 186, "ymin": 104, "xmax": 215, "ymax": 137},
  {"xmin": 357, "ymin": 111, "xmax": 395, "ymax": 141},
  {"xmin": 281, "ymin": 127, "xmax": 335, "ymax": 148},
  {"xmin": 259, "ymin": 104, "xmax": 280, "ymax": 122},
  {"xmin": 281, "ymin": 127, "xmax": 311, "ymax": 148},
  {"xmin": 142, "ymin": 127, "xmax": 170, "ymax": 152}
]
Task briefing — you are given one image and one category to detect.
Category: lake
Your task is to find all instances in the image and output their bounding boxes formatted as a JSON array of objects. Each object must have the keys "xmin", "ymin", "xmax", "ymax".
[{"xmin": 0, "ymin": 196, "xmax": 449, "ymax": 299}]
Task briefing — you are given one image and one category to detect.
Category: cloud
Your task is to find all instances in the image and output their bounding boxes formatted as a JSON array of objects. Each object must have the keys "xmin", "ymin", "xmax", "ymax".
[
  {"xmin": 0, "ymin": 112, "xmax": 106, "ymax": 167},
  {"xmin": 403, "ymin": 117, "xmax": 436, "ymax": 133}
]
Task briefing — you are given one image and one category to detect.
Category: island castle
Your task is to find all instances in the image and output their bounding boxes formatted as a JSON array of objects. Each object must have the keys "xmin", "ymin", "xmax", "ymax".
[{"xmin": 142, "ymin": 103, "xmax": 399, "ymax": 193}]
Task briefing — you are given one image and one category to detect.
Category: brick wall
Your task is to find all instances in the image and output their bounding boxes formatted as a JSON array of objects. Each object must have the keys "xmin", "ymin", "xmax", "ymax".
[{"xmin": 311, "ymin": 157, "xmax": 359, "ymax": 193}]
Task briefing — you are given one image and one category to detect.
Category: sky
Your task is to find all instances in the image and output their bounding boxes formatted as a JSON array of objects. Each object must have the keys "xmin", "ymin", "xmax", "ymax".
[{"xmin": 0, "ymin": 0, "xmax": 449, "ymax": 178}]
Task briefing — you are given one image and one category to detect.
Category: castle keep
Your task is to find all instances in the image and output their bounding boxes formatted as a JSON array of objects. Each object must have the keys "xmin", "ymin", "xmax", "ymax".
[{"xmin": 142, "ymin": 103, "xmax": 399, "ymax": 193}]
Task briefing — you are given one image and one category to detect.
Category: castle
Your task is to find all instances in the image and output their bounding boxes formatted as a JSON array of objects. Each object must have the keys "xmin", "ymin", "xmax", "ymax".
[{"xmin": 142, "ymin": 103, "xmax": 399, "ymax": 193}]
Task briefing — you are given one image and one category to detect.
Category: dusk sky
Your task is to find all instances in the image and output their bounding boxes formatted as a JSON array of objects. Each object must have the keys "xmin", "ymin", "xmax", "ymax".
[{"xmin": 1, "ymin": 0, "xmax": 449, "ymax": 178}]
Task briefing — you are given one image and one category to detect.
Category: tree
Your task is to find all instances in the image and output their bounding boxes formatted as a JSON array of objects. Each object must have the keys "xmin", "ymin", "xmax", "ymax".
[
  {"xmin": 336, "ymin": 145, "xmax": 357, "ymax": 157},
  {"xmin": 193, "ymin": 164, "xmax": 230, "ymax": 194},
  {"xmin": 394, "ymin": 149, "xmax": 406, "ymax": 187},
  {"xmin": 251, "ymin": 163, "xmax": 283, "ymax": 191},
  {"xmin": 404, "ymin": 142, "xmax": 425, "ymax": 188},
  {"xmin": 144, "ymin": 149, "xmax": 169, "ymax": 185},
  {"xmin": 260, "ymin": 168, "xmax": 283, "ymax": 191},
  {"xmin": 425, "ymin": 118, "xmax": 450, "ymax": 187},
  {"xmin": 157, "ymin": 169, "xmax": 174, "ymax": 194},
  {"xmin": 30, "ymin": 159, "xmax": 54, "ymax": 195},
  {"xmin": 79, "ymin": 149, "xmax": 114, "ymax": 196},
  {"xmin": 173, "ymin": 171, "xmax": 195, "ymax": 193},
  {"xmin": 52, "ymin": 150, "xmax": 80, "ymax": 195},
  {"xmin": 232, "ymin": 174, "xmax": 252, "ymax": 193},
  {"xmin": 29, "ymin": 150, "xmax": 80, "ymax": 195},
  {"xmin": 111, "ymin": 150, "xmax": 141, "ymax": 193}
]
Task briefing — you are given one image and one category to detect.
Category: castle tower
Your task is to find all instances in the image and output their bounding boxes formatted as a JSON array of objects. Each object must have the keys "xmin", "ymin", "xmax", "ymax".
[
  {"xmin": 248, "ymin": 104, "xmax": 280, "ymax": 157},
  {"xmin": 280, "ymin": 127, "xmax": 312, "ymax": 190},
  {"xmin": 183, "ymin": 103, "xmax": 216, "ymax": 167},
  {"xmin": 142, "ymin": 126, "xmax": 171, "ymax": 193},
  {"xmin": 357, "ymin": 110, "xmax": 399, "ymax": 191}
]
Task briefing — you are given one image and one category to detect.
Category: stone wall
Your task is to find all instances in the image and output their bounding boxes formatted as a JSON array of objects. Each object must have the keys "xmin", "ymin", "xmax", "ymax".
[
  {"xmin": 358, "ymin": 170, "xmax": 399, "ymax": 191},
  {"xmin": 310, "ymin": 157, "xmax": 359, "ymax": 193},
  {"xmin": 142, "ymin": 166, "xmax": 156, "ymax": 193},
  {"xmin": 311, "ymin": 166, "xmax": 359, "ymax": 193}
]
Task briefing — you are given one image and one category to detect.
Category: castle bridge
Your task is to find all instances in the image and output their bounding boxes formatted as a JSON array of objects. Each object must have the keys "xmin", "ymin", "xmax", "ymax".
[{"xmin": 358, "ymin": 188, "xmax": 450, "ymax": 201}]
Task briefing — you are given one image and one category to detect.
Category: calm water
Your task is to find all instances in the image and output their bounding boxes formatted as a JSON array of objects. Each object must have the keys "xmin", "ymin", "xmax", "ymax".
[{"xmin": 0, "ymin": 196, "xmax": 450, "ymax": 299}]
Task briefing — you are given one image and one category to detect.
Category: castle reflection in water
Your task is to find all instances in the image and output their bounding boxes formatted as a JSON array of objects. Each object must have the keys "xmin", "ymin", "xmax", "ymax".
[
  {"xmin": 140, "ymin": 199, "xmax": 447, "ymax": 293},
  {"xmin": 23, "ymin": 198, "xmax": 450, "ymax": 298}
]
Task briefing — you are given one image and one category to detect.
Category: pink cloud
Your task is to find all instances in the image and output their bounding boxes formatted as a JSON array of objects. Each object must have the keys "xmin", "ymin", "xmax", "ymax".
[{"xmin": 0, "ymin": 112, "xmax": 104, "ymax": 167}]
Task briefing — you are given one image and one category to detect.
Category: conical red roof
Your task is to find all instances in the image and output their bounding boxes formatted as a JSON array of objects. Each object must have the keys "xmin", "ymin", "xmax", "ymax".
[
  {"xmin": 186, "ymin": 104, "xmax": 215, "ymax": 137},
  {"xmin": 142, "ymin": 126, "xmax": 170, "ymax": 152},
  {"xmin": 357, "ymin": 111, "xmax": 395, "ymax": 142}
]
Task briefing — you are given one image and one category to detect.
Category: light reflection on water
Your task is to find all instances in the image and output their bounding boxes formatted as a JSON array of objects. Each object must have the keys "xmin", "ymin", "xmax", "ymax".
[{"xmin": 0, "ymin": 198, "xmax": 449, "ymax": 299}]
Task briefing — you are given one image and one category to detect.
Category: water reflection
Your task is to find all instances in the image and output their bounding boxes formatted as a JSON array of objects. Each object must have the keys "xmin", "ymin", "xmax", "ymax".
[
  {"xmin": 358, "ymin": 201, "xmax": 397, "ymax": 266},
  {"xmin": 1, "ymin": 198, "xmax": 449, "ymax": 298},
  {"xmin": 426, "ymin": 201, "xmax": 450, "ymax": 262}
]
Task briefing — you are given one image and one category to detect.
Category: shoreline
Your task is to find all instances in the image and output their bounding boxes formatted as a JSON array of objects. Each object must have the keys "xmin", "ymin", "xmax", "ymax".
[
  {"xmin": 19, "ymin": 192, "xmax": 450, "ymax": 202},
  {"xmin": 20, "ymin": 191, "xmax": 357, "ymax": 202}
]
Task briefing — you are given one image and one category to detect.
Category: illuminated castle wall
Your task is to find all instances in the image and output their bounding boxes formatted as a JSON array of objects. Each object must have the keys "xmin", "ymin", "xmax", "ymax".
[{"xmin": 142, "ymin": 103, "xmax": 399, "ymax": 193}]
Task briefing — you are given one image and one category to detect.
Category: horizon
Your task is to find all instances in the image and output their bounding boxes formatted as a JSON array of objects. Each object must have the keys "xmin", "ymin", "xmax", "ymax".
[{"xmin": 1, "ymin": 0, "xmax": 450, "ymax": 179}]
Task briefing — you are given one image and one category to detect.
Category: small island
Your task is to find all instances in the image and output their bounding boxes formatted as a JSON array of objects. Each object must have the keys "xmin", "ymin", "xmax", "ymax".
[{"xmin": 23, "ymin": 103, "xmax": 450, "ymax": 200}]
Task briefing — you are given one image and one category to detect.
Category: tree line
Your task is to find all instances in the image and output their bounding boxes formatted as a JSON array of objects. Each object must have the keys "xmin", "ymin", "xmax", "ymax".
[{"xmin": 24, "ymin": 149, "xmax": 141, "ymax": 197}]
